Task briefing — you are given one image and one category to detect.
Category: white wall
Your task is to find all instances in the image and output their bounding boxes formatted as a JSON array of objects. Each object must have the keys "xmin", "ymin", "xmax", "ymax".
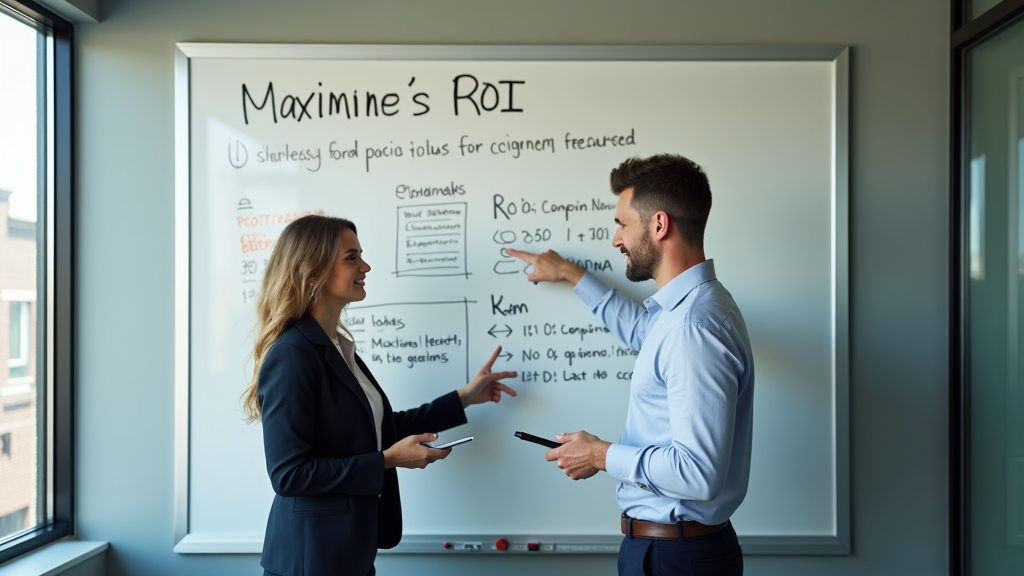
[{"xmin": 74, "ymin": 1, "xmax": 949, "ymax": 575}]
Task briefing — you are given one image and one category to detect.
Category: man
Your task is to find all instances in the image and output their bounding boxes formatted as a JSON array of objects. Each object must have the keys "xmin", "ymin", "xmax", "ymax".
[{"xmin": 507, "ymin": 154, "xmax": 754, "ymax": 576}]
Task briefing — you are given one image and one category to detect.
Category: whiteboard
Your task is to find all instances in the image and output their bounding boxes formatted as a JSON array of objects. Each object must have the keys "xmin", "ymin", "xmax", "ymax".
[{"xmin": 173, "ymin": 45, "xmax": 849, "ymax": 555}]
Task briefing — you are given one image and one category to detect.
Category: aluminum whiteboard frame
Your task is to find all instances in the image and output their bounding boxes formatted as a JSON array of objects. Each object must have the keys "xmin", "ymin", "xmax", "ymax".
[{"xmin": 173, "ymin": 43, "xmax": 850, "ymax": 556}]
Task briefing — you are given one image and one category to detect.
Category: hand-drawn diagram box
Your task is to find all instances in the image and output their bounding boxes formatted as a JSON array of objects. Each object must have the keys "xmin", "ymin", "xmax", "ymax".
[
  {"xmin": 395, "ymin": 202, "xmax": 468, "ymax": 278},
  {"xmin": 342, "ymin": 299, "xmax": 471, "ymax": 386}
]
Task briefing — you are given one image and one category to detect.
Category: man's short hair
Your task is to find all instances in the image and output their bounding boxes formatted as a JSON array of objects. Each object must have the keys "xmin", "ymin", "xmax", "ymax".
[{"xmin": 610, "ymin": 154, "xmax": 712, "ymax": 248}]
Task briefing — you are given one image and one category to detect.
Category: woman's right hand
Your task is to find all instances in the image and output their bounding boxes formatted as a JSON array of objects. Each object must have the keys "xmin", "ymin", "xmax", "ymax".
[{"xmin": 383, "ymin": 433, "xmax": 451, "ymax": 469}]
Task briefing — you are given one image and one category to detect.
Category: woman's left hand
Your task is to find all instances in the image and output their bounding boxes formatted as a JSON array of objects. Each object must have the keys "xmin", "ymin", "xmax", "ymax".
[{"xmin": 458, "ymin": 346, "xmax": 518, "ymax": 408}]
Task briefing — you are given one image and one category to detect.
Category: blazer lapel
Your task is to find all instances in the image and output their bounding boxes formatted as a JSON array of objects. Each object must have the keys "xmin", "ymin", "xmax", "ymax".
[
  {"xmin": 294, "ymin": 313, "xmax": 373, "ymax": 420},
  {"xmin": 356, "ymin": 353, "xmax": 397, "ymax": 446}
]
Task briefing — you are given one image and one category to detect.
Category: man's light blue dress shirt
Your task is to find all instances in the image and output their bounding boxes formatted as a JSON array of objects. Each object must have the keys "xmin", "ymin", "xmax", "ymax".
[{"xmin": 573, "ymin": 259, "xmax": 754, "ymax": 526}]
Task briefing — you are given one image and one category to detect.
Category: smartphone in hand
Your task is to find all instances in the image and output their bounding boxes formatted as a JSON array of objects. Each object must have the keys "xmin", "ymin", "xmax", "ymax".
[{"xmin": 421, "ymin": 436, "xmax": 474, "ymax": 449}]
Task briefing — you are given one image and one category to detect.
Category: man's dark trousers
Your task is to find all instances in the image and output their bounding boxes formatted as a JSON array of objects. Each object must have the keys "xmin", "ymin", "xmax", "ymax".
[{"xmin": 617, "ymin": 521, "xmax": 743, "ymax": 576}]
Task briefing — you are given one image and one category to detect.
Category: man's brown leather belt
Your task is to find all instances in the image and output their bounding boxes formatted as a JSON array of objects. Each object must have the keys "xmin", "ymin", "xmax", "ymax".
[{"xmin": 620, "ymin": 515, "xmax": 729, "ymax": 540}]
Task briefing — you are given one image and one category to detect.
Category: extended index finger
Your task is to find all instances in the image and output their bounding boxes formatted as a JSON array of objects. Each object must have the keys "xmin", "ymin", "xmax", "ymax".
[
  {"xmin": 480, "ymin": 346, "xmax": 502, "ymax": 373},
  {"xmin": 505, "ymin": 248, "xmax": 537, "ymax": 263}
]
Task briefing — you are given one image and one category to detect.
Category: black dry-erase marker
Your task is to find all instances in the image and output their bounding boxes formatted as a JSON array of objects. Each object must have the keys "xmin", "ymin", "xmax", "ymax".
[{"xmin": 514, "ymin": 431, "xmax": 562, "ymax": 448}]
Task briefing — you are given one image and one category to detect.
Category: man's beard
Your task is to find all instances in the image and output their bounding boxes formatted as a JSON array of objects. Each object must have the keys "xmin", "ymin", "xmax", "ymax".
[{"xmin": 624, "ymin": 230, "xmax": 659, "ymax": 282}]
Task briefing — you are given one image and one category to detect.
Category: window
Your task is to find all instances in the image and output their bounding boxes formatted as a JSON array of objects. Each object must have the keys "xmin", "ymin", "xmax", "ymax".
[
  {"xmin": 8, "ymin": 301, "xmax": 31, "ymax": 380},
  {"xmin": 0, "ymin": 509, "xmax": 28, "ymax": 537},
  {"xmin": 0, "ymin": 0, "xmax": 73, "ymax": 563}
]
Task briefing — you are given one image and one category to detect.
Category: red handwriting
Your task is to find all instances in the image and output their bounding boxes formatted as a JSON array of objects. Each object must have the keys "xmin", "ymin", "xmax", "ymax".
[
  {"xmin": 240, "ymin": 234, "xmax": 275, "ymax": 253},
  {"xmin": 237, "ymin": 209, "xmax": 325, "ymax": 228}
]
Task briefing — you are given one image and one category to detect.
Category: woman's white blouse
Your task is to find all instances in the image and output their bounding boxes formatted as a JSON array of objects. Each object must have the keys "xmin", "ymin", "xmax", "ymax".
[{"xmin": 331, "ymin": 335, "xmax": 384, "ymax": 451}]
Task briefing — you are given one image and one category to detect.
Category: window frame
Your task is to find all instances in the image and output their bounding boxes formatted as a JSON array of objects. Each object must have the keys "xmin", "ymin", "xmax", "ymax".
[{"xmin": 0, "ymin": 0, "xmax": 74, "ymax": 565}]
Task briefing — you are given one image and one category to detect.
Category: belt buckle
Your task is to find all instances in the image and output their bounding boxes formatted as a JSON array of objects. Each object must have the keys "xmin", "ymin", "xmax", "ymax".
[{"xmin": 621, "ymin": 513, "xmax": 635, "ymax": 539}]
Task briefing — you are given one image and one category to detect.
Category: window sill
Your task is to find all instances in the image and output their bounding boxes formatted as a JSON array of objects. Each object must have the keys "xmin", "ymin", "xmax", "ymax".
[
  {"xmin": 0, "ymin": 540, "xmax": 107, "ymax": 576},
  {"xmin": 1, "ymin": 382, "xmax": 34, "ymax": 397}
]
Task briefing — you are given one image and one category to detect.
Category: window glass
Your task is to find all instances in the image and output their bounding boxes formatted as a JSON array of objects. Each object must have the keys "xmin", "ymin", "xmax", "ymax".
[
  {"xmin": 0, "ymin": 9, "xmax": 43, "ymax": 541},
  {"xmin": 967, "ymin": 13, "xmax": 1024, "ymax": 575},
  {"xmin": 8, "ymin": 302, "xmax": 29, "ymax": 379}
]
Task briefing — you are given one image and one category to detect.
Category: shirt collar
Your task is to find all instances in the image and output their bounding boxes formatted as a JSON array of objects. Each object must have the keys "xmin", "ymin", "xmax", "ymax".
[{"xmin": 648, "ymin": 259, "xmax": 717, "ymax": 312}]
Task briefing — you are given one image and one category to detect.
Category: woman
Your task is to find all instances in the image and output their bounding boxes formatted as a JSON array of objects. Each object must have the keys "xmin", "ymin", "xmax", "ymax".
[{"xmin": 242, "ymin": 215, "xmax": 516, "ymax": 576}]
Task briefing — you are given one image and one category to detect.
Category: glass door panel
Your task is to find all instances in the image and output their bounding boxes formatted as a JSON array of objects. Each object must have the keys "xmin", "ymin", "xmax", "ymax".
[{"xmin": 968, "ymin": 14, "xmax": 1024, "ymax": 575}]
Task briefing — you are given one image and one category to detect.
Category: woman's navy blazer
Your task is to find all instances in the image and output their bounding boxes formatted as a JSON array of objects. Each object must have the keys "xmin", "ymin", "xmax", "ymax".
[{"xmin": 257, "ymin": 312, "xmax": 467, "ymax": 576}]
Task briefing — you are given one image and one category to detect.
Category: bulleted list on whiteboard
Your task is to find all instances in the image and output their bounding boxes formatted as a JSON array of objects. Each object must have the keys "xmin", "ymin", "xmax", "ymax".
[{"xmin": 395, "ymin": 202, "xmax": 468, "ymax": 278}]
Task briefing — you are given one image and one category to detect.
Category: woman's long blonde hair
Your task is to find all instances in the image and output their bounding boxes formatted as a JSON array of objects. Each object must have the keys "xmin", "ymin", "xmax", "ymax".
[{"xmin": 242, "ymin": 215, "xmax": 357, "ymax": 423}]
